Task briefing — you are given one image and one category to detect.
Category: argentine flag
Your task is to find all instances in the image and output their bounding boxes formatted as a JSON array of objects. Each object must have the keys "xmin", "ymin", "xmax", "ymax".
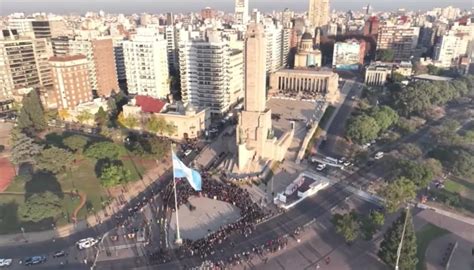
[{"xmin": 172, "ymin": 152, "xmax": 202, "ymax": 191}]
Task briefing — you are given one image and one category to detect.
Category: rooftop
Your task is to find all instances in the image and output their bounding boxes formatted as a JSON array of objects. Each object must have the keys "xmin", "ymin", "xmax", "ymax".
[
  {"xmin": 135, "ymin": 95, "xmax": 167, "ymax": 113},
  {"xmin": 274, "ymin": 68, "xmax": 336, "ymax": 76},
  {"xmin": 413, "ymin": 74, "xmax": 453, "ymax": 82}
]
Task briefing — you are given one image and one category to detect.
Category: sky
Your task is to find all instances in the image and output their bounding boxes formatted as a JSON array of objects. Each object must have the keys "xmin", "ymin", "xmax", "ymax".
[{"xmin": 0, "ymin": 0, "xmax": 472, "ymax": 16}]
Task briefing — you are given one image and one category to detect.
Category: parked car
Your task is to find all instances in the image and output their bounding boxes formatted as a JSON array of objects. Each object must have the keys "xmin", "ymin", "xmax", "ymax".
[
  {"xmin": 374, "ymin": 151, "xmax": 384, "ymax": 160},
  {"xmin": 316, "ymin": 163, "xmax": 326, "ymax": 171},
  {"xmin": 52, "ymin": 250, "xmax": 66, "ymax": 258},
  {"xmin": 24, "ymin": 256, "xmax": 46, "ymax": 266},
  {"xmin": 184, "ymin": 149, "xmax": 193, "ymax": 157},
  {"xmin": 343, "ymin": 161, "xmax": 352, "ymax": 167},
  {"xmin": 0, "ymin": 258, "xmax": 12, "ymax": 267},
  {"xmin": 76, "ymin": 237, "xmax": 98, "ymax": 250}
]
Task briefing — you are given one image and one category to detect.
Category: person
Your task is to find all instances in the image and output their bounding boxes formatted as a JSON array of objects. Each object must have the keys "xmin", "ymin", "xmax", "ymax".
[{"xmin": 316, "ymin": 263, "xmax": 320, "ymax": 269}]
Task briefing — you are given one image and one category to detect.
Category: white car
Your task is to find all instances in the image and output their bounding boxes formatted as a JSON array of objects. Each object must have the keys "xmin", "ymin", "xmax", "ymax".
[
  {"xmin": 0, "ymin": 258, "xmax": 12, "ymax": 267},
  {"xmin": 184, "ymin": 149, "xmax": 193, "ymax": 156},
  {"xmin": 76, "ymin": 237, "xmax": 99, "ymax": 249},
  {"xmin": 316, "ymin": 163, "xmax": 326, "ymax": 171},
  {"xmin": 343, "ymin": 161, "xmax": 352, "ymax": 167},
  {"xmin": 374, "ymin": 151, "xmax": 384, "ymax": 160}
]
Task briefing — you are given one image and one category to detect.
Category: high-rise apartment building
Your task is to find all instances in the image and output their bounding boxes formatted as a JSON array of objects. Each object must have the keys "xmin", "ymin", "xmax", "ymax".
[
  {"xmin": 51, "ymin": 36, "xmax": 70, "ymax": 56},
  {"xmin": 377, "ymin": 24, "xmax": 420, "ymax": 61},
  {"xmin": 49, "ymin": 55, "xmax": 92, "ymax": 109},
  {"xmin": 112, "ymin": 38, "xmax": 126, "ymax": 82},
  {"xmin": 33, "ymin": 38, "xmax": 54, "ymax": 89},
  {"xmin": 363, "ymin": 16, "xmax": 379, "ymax": 37},
  {"xmin": 201, "ymin": 7, "xmax": 216, "ymax": 20},
  {"xmin": 69, "ymin": 37, "xmax": 119, "ymax": 97},
  {"xmin": 434, "ymin": 31, "xmax": 470, "ymax": 68},
  {"xmin": 308, "ymin": 0, "xmax": 330, "ymax": 28},
  {"xmin": 235, "ymin": 0, "xmax": 249, "ymax": 25},
  {"xmin": 123, "ymin": 28, "xmax": 170, "ymax": 99},
  {"xmin": 164, "ymin": 25, "xmax": 179, "ymax": 73},
  {"xmin": 8, "ymin": 17, "xmax": 69, "ymax": 39},
  {"xmin": 179, "ymin": 35, "xmax": 244, "ymax": 116},
  {"xmin": 0, "ymin": 33, "xmax": 40, "ymax": 100},
  {"xmin": 263, "ymin": 21, "xmax": 284, "ymax": 73}
]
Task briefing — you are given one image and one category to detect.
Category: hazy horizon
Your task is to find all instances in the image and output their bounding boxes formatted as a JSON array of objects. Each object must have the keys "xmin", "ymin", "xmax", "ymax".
[{"xmin": 0, "ymin": 0, "xmax": 471, "ymax": 16}]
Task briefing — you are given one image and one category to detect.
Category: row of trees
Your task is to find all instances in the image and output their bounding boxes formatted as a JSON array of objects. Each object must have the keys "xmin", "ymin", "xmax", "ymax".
[
  {"xmin": 346, "ymin": 105, "xmax": 399, "ymax": 144},
  {"xmin": 118, "ymin": 113, "xmax": 177, "ymax": 136},
  {"xmin": 393, "ymin": 76, "xmax": 474, "ymax": 117},
  {"xmin": 332, "ymin": 210, "xmax": 385, "ymax": 243}
]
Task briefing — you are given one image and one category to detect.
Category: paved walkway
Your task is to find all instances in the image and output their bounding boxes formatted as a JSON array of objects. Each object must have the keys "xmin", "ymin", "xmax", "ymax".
[
  {"xmin": 169, "ymin": 197, "xmax": 241, "ymax": 241},
  {"xmin": 0, "ymin": 163, "xmax": 168, "ymax": 247}
]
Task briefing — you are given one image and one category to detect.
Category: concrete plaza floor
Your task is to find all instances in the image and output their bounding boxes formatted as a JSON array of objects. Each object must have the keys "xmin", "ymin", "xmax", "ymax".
[{"xmin": 169, "ymin": 197, "xmax": 241, "ymax": 241}]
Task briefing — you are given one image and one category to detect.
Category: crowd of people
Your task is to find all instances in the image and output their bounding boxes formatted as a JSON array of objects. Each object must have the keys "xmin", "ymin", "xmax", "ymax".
[{"xmin": 157, "ymin": 176, "xmax": 268, "ymax": 258}]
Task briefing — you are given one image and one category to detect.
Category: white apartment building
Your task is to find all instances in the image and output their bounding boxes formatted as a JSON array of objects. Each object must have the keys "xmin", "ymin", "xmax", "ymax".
[
  {"xmin": 179, "ymin": 37, "xmax": 244, "ymax": 116},
  {"xmin": 33, "ymin": 38, "xmax": 54, "ymax": 89},
  {"xmin": 234, "ymin": 0, "xmax": 249, "ymax": 25},
  {"xmin": 123, "ymin": 28, "xmax": 170, "ymax": 99},
  {"xmin": 281, "ymin": 27, "xmax": 291, "ymax": 68},
  {"xmin": 263, "ymin": 21, "xmax": 284, "ymax": 73},
  {"xmin": 377, "ymin": 23, "xmax": 420, "ymax": 61},
  {"xmin": 434, "ymin": 31, "xmax": 470, "ymax": 68}
]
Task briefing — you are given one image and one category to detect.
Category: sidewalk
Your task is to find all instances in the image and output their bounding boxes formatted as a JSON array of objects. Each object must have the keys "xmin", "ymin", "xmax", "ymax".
[{"xmin": 0, "ymin": 163, "xmax": 169, "ymax": 247}]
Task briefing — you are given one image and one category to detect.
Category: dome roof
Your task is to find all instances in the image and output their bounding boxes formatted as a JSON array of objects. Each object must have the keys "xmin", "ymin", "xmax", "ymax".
[{"xmin": 301, "ymin": 32, "xmax": 312, "ymax": 40}]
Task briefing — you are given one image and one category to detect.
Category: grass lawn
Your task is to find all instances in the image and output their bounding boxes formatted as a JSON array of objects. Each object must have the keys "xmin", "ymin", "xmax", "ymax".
[
  {"xmin": 416, "ymin": 223, "xmax": 449, "ymax": 270},
  {"xmin": 444, "ymin": 180, "xmax": 464, "ymax": 194}
]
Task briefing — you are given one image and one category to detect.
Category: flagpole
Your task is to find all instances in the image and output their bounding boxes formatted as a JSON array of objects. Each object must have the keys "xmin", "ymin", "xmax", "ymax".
[{"xmin": 171, "ymin": 144, "xmax": 182, "ymax": 245}]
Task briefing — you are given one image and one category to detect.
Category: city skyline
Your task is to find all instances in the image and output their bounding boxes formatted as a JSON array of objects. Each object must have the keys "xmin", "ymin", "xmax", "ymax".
[{"xmin": 1, "ymin": 0, "xmax": 471, "ymax": 15}]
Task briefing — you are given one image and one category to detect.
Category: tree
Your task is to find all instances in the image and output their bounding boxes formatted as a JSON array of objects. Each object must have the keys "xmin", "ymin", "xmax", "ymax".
[
  {"xmin": 100, "ymin": 163, "xmax": 131, "ymax": 187},
  {"xmin": 370, "ymin": 105, "xmax": 399, "ymax": 132},
  {"xmin": 395, "ymin": 82, "xmax": 433, "ymax": 116},
  {"xmin": 346, "ymin": 115, "xmax": 380, "ymax": 144},
  {"xmin": 398, "ymin": 143, "xmax": 422, "ymax": 159},
  {"xmin": 380, "ymin": 177, "xmax": 417, "ymax": 213},
  {"xmin": 370, "ymin": 210, "xmax": 385, "ymax": 227},
  {"xmin": 76, "ymin": 111, "xmax": 93, "ymax": 125},
  {"xmin": 395, "ymin": 160, "xmax": 433, "ymax": 189},
  {"xmin": 118, "ymin": 112, "xmax": 139, "ymax": 129},
  {"xmin": 63, "ymin": 135, "xmax": 89, "ymax": 153},
  {"xmin": 145, "ymin": 116, "xmax": 167, "ymax": 134},
  {"xmin": 378, "ymin": 210, "xmax": 418, "ymax": 270},
  {"xmin": 332, "ymin": 211, "xmax": 360, "ymax": 243},
  {"xmin": 452, "ymin": 149, "xmax": 474, "ymax": 179},
  {"xmin": 10, "ymin": 130, "xmax": 42, "ymax": 167},
  {"xmin": 423, "ymin": 158, "xmax": 443, "ymax": 178},
  {"xmin": 17, "ymin": 90, "xmax": 47, "ymax": 132},
  {"xmin": 391, "ymin": 72, "xmax": 405, "ymax": 83},
  {"xmin": 18, "ymin": 191, "xmax": 62, "ymax": 223},
  {"xmin": 85, "ymin": 141, "xmax": 123, "ymax": 160},
  {"xmin": 376, "ymin": 49, "xmax": 394, "ymax": 62},
  {"xmin": 144, "ymin": 137, "xmax": 167, "ymax": 156},
  {"xmin": 36, "ymin": 147, "xmax": 74, "ymax": 174},
  {"xmin": 95, "ymin": 106, "xmax": 108, "ymax": 127}
]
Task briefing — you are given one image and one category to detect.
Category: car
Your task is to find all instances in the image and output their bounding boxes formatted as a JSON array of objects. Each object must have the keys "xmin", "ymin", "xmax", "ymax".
[
  {"xmin": 310, "ymin": 156, "xmax": 318, "ymax": 163},
  {"xmin": 343, "ymin": 161, "xmax": 352, "ymax": 167},
  {"xmin": 0, "ymin": 258, "xmax": 12, "ymax": 267},
  {"xmin": 184, "ymin": 149, "xmax": 193, "ymax": 157},
  {"xmin": 338, "ymin": 157, "xmax": 347, "ymax": 164},
  {"xmin": 76, "ymin": 237, "xmax": 99, "ymax": 249},
  {"xmin": 209, "ymin": 128, "xmax": 218, "ymax": 133},
  {"xmin": 52, "ymin": 251, "xmax": 66, "ymax": 258},
  {"xmin": 374, "ymin": 151, "xmax": 384, "ymax": 160},
  {"xmin": 316, "ymin": 163, "xmax": 326, "ymax": 171},
  {"xmin": 24, "ymin": 256, "xmax": 46, "ymax": 266}
]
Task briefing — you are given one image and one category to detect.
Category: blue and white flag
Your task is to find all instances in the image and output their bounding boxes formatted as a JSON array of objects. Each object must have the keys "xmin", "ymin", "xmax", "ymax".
[{"xmin": 172, "ymin": 152, "xmax": 202, "ymax": 191}]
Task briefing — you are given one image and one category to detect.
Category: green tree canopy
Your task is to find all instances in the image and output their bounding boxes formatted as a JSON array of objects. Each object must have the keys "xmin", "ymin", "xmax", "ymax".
[
  {"xmin": 423, "ymin": 158, "xmax": 444, "ymax": 178},
  {"xmin": 378, "ymin": 210, "xmax": 418, "ymax": 270},
  {"xmin": 370, "ymin": 105, "xmax": 399, "ymax": 131},
  {"xmin": 346, "ymin": 115, "xmax": 381, "ymax": 144},
  {"xmin": 62, "ymin": 135, "xmax": 89, "ymax": 153},
  {"xmin": 398, "ymin": 143, "xmax": 423, "ymax": 160},
  {"xmin": 85, "ymin": 141, "xmax": 123, "ymax": 160},
  {"xmin": 380, "ymin": 177, "xmax": 417, "ymax": 213},
  {"xmin": 332, "ymin": 211, "xmax": 360, "ymax": 243},
  {"xmin": 18, "ymin": 191, "xmax": 62, "ymax": 223},
  {"xmin": 36, "ymin": 147, "xmax": 74, "ymax": 174},
  {"xmin": 100, "ymin": 163, "xmax": 131, "ymax": 187},
  {"xmin": 370, "ymin": 210, "xmax": 385, "ymax": 227},
  {"xmin": 95, "ymin": 106, "xmax": 108, "ymax": 126},
  {"xmin": 145, "ymin": 116, "xmax": 168, "ymax": 134},
  {"xmin": 10, "ymin": 130, "xmax": 42, "ymax": 166},
  {"xmin": 376, "ymin": 49, "xmax": 394, "ymax": 62},
  {"xmin": 17, "ymin": 90, "xmax": 47, "ymax": 132},
  {"xmin": 452, "ymin": 149, "xmax": 474, "ymax": 179},
  {"xmin": 76, "ymin": 111, "xmax": 93, "ymax": 124}
]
